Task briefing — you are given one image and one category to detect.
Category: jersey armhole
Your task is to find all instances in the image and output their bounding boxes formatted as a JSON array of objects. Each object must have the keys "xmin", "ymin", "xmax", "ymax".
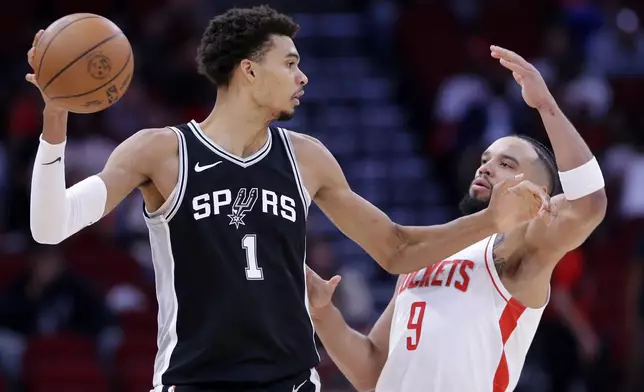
[
  {"xmin": 144, "ymin": 126, "xmax": 189, "ymax": 222},
  {"xmin": 277, "ymin": 128, "xmax": 312, "ymax": 212}
]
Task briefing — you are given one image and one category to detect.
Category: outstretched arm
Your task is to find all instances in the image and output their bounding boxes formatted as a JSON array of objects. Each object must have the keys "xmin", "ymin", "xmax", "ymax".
[
  {"xmin": 491, "ymin": 46, "xmax": 607, "ymax": 257},
  {"xmin": 307, "ymin": 267, "xmax": 396, "ymax": 391},
  {"xmin": 291, "ymin": 133, "xmax": 551, "ymax": 274}
]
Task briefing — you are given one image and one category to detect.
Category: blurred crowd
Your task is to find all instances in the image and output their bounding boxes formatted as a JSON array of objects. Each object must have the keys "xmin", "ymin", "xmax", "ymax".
[{"xmin": 0, "ymin": 0, "xmax": 643, "ymax": 391}]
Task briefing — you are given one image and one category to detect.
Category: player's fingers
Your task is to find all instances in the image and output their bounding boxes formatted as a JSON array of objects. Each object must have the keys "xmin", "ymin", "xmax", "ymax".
[
  {"xmin": 507, "ymin": 183, "xmax": 529, "ymax": 197},
  {"xmin": 490, "ymin": 45, "xmax": 532, "ymax": 70},
  {"xmin": 540, "ymin": 208, "xmax": 555, "ymax": 226},
  {"xmin": 305, "ymin": 266, "xmax": 321, "ymax": 283},
  {"xmin": 512, "ymin": 72, "xmax": 523, "ymax": 85},
  {"xmin": 324, "ymin": 276, "xmax": 341, "ymax": 297},
  {"xmin": 27, "ymin": 47, "xmax": 35, "ymax": 67},
  {"xmin": 328, "ymin": 275, "xmax": 341, "ymax": 289},
  {"xmin": 25, "ymin": 73, "xmax": 36, "ymax": 85},
  {"xmin": 499, "ymin": 58, "xmax": 526, "ymax": 74},
  {"xmin": 503, "ymin": 174, "xmax": 525, "ymax": 195},
  {"xmin": 33, "ymin": 29, "xmax": 44, "ymax": 47},
  {"xmin": 517, "ymin": 180, "xmax": 547, "ymax": 201},
  {"xmin": 508, "ymin": 180, "xmax": 547, "ymax": 207},
  {"xmin": 528, "ymin": 185, "xmax": 551, "ymax": 215},
  {"xmin": 538, "ymin": 199, "xmax": 555, "ymax": 225}
]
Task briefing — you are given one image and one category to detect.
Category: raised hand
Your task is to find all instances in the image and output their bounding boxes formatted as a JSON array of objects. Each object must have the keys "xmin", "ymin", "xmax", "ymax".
[
  {"xmin": 26, "ymin": 30, "xmax": 45, "ymax": 93},
  {"xmin": 490, "ymin": 45, "xmax": 555, "ymax": 111},
  {"xmin": 489, "ymin": 174, "xmax": 554, "ymax": 233},
  {"xmin": 26, "ymin": 29, "xmax": 66, "ymax": 113},
  {"xmin": 305, "ymin": 266, "xmax": 341, "ymax": 317}
]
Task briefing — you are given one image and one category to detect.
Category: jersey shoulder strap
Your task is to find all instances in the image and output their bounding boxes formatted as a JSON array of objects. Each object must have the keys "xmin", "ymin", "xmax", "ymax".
[
  {"xmin": 271, "ymin": 126, "xmax": 311, "ymax": 212},
  {"xmin": 143, "ymin": 124, "xmax": 189, "ymax": 222}
]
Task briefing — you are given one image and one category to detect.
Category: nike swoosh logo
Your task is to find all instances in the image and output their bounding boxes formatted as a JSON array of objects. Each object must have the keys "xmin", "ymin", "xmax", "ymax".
[
  {"xmin": 42, "ymin": 157, "xmax": 62, "ymax": 165},
  {"xmin": 194, "ymin": 161, "xmax": 222, "ymax": 172},
  {"xmin": 293, "ymin": 380, "xmax": 307, "ymax": 392}
]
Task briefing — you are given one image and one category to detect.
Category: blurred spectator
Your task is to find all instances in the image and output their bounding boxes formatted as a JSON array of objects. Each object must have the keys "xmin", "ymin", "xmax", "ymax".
[
  {"xmin": 586, "ymin": 7, "xmax": 644, "ymax": 77},
  {"xmin": 0, "ymin": 245, "xmax": 122, "ymax": 392},
  {"xmin": 432, "ymin": 35, "xmax": 497, "ymax": 153},
  {"xmin": 603, "ymin": 126, "xmax": 644, "ymax": 220}
]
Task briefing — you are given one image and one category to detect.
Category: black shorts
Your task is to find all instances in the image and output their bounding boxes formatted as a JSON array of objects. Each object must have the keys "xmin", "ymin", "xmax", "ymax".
[{"xmin": 157, "ymin": 368, "xmax": 321, "ymax": 392}]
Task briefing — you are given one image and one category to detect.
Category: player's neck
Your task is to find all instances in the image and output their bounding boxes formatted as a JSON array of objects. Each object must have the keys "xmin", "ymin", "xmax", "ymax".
[{"xmin": 199, "ymin": 93, "xmax": 271, "ymax": 158}]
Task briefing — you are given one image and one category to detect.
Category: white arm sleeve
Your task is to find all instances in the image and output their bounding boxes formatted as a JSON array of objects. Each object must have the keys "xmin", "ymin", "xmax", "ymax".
[{"xmin": 30, "ymin": 135, "xmax": 108, "ymax": 244}]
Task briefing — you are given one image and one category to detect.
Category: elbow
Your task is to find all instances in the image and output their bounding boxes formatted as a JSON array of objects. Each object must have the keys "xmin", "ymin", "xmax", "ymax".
[
  {"xmin": 379, "ymin": 224, "xmax": 409, "ymax": 274},
  {"xmin": 569, "ymin": 188, "xmax": 607, "ymax": 225},
  {"xmin": 382, "ymin": 256, "xmax": 404, "ymax": 275},
  {"xmin": 586, "ymin": 189, "xmax": 608, "ymax": 223},
  {"xmin": 31, "ymin": 229, "xmax": 63, "ymax": 245},
  {"xmin": 379, "ymin": 256, "xmax": 396, "ymax": 274},
  {"xmin": 379, "ymin": 223, "xmax": 412, "ymax": 275},
  {"xmin": 378, "ymin": 247, "xmax": 402, "ymax": 275},
  {"xmin": 30, "ymin": 219, "xmax": 64, "ymax": 245}
]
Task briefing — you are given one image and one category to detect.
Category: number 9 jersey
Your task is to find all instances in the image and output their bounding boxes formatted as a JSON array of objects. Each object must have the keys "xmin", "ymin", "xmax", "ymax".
[
  {"xmin": 376, "ymin": 234, "xmax": 548, "ymax": 392},
  {"xmin": 144, "ymin": 121, "xmax": 319, "ymax": 390}
]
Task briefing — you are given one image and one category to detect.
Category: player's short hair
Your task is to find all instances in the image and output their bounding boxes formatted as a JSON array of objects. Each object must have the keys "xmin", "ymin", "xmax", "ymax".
[
  {"xmin": 514, "ymin": 134, "xmax": 560, "ymax": 196},
  {"xmin": 196, "ymin": 5, "xmax": 299, "ymax": 87}
]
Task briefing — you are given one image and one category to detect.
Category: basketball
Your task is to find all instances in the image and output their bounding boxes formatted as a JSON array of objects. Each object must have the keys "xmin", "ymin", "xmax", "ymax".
[{"xmin": 33, "ymin": 13, "xmax": 134, "ymax": 114}]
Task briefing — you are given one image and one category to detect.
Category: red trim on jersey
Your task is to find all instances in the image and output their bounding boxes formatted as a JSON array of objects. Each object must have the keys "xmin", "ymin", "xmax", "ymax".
[
  {"xmin": 492, "ymin": 298, "xmax": 527, "ymax": 392},
  {"xmin": 483, "ymin": 235, "xmax": 509, "ymax": 302}
]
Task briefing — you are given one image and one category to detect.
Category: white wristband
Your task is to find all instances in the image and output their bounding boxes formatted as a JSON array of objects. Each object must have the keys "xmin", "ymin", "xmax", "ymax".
[{"xmin": 558, "ymin": 156, "xmax": 605, "ymax": 201}]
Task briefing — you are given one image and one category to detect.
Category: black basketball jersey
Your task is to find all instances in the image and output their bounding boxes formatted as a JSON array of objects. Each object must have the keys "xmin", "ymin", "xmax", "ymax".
[{"xmin": 143, "ymin": 120, "xmax": 319, "ymax": 388}]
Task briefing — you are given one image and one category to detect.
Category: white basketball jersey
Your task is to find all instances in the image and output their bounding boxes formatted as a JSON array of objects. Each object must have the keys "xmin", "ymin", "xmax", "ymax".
[{"xmin": 376, "ymin": 234, "xmax": 548, "ymax": 392}]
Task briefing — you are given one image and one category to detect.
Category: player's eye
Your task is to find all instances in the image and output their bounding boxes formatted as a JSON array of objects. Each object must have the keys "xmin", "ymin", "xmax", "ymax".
[{"xmin": 500, "ymin": 162, "xmax": 512, "ymax": 168}]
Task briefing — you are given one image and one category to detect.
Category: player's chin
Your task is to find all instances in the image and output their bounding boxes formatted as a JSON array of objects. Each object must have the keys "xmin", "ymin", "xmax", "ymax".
[
  {"xmin": 275, "ymin": 109, "xmax": 296, "ymax": 122},
  {"xmin": 470, "ymin": 187, "xmax": 491, "ymax": 201}
]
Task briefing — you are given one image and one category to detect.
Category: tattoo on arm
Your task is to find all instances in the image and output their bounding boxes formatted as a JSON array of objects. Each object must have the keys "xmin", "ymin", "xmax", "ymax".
[{"xmin": 493, "ymin": 233, "xmax": 506, "ymax": 278}]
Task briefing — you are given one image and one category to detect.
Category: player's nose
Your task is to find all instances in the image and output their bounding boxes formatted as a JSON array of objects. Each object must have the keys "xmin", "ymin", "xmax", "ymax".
[
  {"xmin": 297, "ymin": 70, "xmax": 308, "ymax": 86},
  {"xmin": 477, "ymin": 163, "xmax": 492, "ymax": 177}
]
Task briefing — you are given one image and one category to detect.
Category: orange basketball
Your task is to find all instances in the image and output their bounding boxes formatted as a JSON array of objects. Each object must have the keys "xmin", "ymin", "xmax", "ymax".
[{"xmin": 33, "ymin": 13, "xmax": 134, "ymax": 114}]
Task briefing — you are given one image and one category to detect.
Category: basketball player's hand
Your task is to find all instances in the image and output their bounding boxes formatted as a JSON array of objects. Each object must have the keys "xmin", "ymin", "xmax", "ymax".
[
  {"xmin": 490, "ymin": 45, "xmax": 555, "ymax": 111},
  {"xmin": 305, "ymin": 266, "xmax": 341, "ymax": 317},
  {"xmin": 25, "ymin": 29, "xmax": 66, "ymax": 113},
  {"xmin": 489, "ymin": 174, "xmax": 554, "ymax": 233}
]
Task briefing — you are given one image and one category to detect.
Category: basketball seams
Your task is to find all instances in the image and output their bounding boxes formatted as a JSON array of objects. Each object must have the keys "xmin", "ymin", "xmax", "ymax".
[
  {"xmin": 36, "ymin": 15, "xmax": 101, "ymax": 82},
  {"xmin": 42, "ymin": 32, "xmax": 125, "ymax": 93},
  {"xmin": 34, "ymin": 14, "xmax": 133, "ymax": 113},
  {"xmin": 50, "ymin": 47, "xmax": 133, "ymax": 100}
]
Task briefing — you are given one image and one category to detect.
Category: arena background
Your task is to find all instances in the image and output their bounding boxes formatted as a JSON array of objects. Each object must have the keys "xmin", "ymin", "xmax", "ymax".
[{"xmin": 0, "ymin": 0, "xmax": 643, "ymax": 391}]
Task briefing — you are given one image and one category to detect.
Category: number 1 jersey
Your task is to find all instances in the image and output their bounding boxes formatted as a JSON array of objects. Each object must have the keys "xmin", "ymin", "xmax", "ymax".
[{"xmin": 144, "ymin": 120, "xmax": 319, "ymax": 388}]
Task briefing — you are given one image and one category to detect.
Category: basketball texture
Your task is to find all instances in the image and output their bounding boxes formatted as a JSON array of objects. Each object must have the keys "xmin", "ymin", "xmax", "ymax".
[{"xmin": 33, "ymin": 13, "xmax": 134, "ymax": 114}]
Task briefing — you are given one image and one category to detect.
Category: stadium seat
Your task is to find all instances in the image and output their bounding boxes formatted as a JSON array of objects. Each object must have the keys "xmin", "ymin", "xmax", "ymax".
[
  {"xmin": 26, "ymin": 355, "xmax": 107, "ymax": 392},
  {"xmin": 116, "ymin": 334, "xmax": 157, "ymax": 392},
  {"xmin": 24, "ymin": 334, "xmax": 97, "ymax": 380},
  {"xmin": 23, "ymin": 334, "xmax": 110, "ymax": 392},
  {"xmin": 118, "ymin": 309, "xmax": 158, "ymax": 335}
]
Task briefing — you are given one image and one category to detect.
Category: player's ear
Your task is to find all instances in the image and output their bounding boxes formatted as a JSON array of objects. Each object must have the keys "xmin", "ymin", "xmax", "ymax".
[{"xmin": 240, "ymin": 59, "xmax": 256, "ymax": 82}]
